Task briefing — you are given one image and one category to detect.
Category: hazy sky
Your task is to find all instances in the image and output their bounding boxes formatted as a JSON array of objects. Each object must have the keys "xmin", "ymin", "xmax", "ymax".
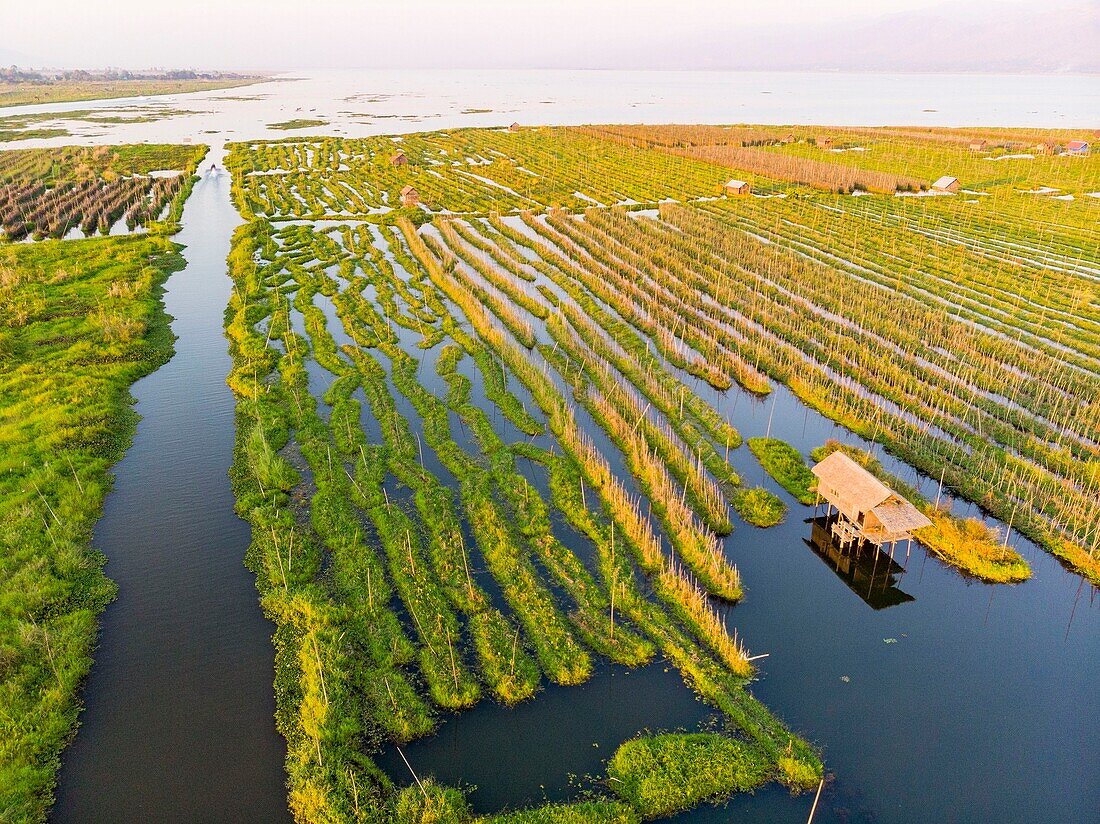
[{"xmin": 4, "ymin": 0, "xmax": 1056, "ymax": 70}]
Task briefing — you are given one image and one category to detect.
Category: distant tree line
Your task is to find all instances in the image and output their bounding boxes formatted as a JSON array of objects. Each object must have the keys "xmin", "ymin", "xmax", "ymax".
[{"xmin": 1, "ymin": 67, "xmax": 254, "ymax": 83}]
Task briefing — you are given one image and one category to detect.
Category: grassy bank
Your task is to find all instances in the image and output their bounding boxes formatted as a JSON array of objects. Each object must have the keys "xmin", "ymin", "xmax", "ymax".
[{"xmin": 0, "ymin": 233, "xmax": 185, "ymax": 822}]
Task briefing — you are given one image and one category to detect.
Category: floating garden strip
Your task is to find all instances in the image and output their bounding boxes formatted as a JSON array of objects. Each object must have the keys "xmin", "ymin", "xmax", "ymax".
[
  {"xmin": 437, "ymin": 342, "xmax": 654, "ymax": 665},
  {"xmin": 747, "ymin": 438, "xmax": 818, "ymax": 505},
  {"xmin": 212, "ymin": 124, "xmax": 1098, "ymax": 821}
]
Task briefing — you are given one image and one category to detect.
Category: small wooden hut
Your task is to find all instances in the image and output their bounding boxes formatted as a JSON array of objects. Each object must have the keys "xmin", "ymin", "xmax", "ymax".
[
  {"xmin": 1067, "ymin": 140, "xmax": 1090, "ymax": 156},
  {"xmin": 509, "ymin": 122, "xmax": 522, "ymax": 132},
  {"xmin": 391, "ymin": 151, "xmax": 409, "ymax": 167},
  {"xmin": 723, "ymin": 179, "xmax": 751, "ymax": 196},
  {"xmin": 1033, "ymin": 141, "xmax": 1057, "ymax": 156},
  {"xmin": 779, "ymin": 133, "xmax": 795, "ymax": 144},
  {"xmin": 400, "ymin": 185, "xmax": 420, "ymax": 207},
  {"xmin": 816, "ymin": 136, "xmax": 833, "ymax": 148},
  {"xmin": 811, "ymin": 451, "xmax": 931, "ymax": 550},
  {"xmin": 931, "ymin": 175, "xmax": 960, "ymax": 193},
  {"xmin": 968, "ymin": 139, "xmax": 988, "ymax": 152}
]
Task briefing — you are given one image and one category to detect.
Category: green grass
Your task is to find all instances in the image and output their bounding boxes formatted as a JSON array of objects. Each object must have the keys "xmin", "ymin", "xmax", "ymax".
[
  {"xmin": 0, "ymin": 233, "xmax": 184, "ymax": 823},
  {"xmin": 268, "ymin": 119, "xmax": 329, "ymax": 131},
  {"xmin": 484, "ymin": 801, "xmax": 639, "ymax": 823},
  {"xmin": 607, "ymin": 733, "xmax": 770, "ymax": 818},
  {"xmin": 733, "ymin": 486, "xmax": 787, "ymax": 527},
  {"xmin": 747, "ymin": 438, "xmax": 817, "ymax": 505}
]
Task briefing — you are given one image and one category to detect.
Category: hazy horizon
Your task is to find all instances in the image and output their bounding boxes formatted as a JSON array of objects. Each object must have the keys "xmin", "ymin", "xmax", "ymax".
[{"xmin": 4, "ymin": 0, "xmax": 1097, "ymax": 74}]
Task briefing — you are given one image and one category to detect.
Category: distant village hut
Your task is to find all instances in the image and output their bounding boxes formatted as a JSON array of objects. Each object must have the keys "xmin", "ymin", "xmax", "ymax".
[
  {"xmin": 509, "ymin": 122, "xmax": 522, "ymax": 132},
  {"xmin": 723, "ymin": 179, "xmax": 751, "ymax": 196},
  {"xmin": 816, "ymin": 136, "xmax": 833, "ymax": 148},
  {"xmin": 811, "ymin": 451, "xmax": 931, "ymax": 553},
  {"xmin": 400, "ymin": 184, "xmax": 420, "ymax": 207},
  {"xmin": 968, "ymin": 139, "xmax": 988, "ymax": 152},
  {"xmin": 1067, "ymin": 140, "xmax": 1090, "ymax": 157},
  {"xmin": 931, "ymin": 175, "xmax": 960, "ymax": 193},
  {"xmin": 391, "ymin": 151, "xmax": 409, "ymax": 167},
  {"xmin": 779, "ymin": 133, "xmax": 795, "ymax": 144},
  {"xmin": 1033, "ymin": 141, "xmax": 1056, "ymax": 156}
]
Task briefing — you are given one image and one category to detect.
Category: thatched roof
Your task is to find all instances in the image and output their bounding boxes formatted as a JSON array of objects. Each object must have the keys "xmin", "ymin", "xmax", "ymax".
[
  {"xmin": 812, "ymin": 451, "xmax": 931, "ymax": 541},
  {"xmin": 869, "ymin": 497, "xmax": 932, "ymax": 535},
  {"xmin": 813, "ymin": 452, "xmax": 889, "ymax": 515}
]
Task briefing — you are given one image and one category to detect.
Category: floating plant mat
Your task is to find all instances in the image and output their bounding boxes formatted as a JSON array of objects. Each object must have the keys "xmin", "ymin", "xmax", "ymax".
[{"xmin": 218, "ymin": 123, "xmax": 1096, "ymax": 821}]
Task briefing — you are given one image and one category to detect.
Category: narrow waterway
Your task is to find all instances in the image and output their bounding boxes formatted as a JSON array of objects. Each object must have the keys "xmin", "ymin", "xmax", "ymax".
[{"xmin": 52, "ymin": 148, "xmax": 290, "ymax": 823}]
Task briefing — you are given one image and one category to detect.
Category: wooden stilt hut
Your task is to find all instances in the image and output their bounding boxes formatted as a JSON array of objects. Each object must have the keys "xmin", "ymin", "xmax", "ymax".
[{"xmin": 811, "ymin": 451, "xmax": 931, "ymax": 551}]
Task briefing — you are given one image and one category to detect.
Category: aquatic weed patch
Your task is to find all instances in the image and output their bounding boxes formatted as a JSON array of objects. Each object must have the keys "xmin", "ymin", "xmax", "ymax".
[{"xmin": 607, "ymin": 732, "xmax": 770, "ymax": 818}]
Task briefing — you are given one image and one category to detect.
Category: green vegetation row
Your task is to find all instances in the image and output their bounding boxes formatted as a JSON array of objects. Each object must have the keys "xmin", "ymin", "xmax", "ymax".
[
  {"xmin": 522, "ymin": 200, "xmax": 1096, "ymax": 580},
  {"xmin": 223, "ymin": 172, "xmax": 822, "ymax": 820}
]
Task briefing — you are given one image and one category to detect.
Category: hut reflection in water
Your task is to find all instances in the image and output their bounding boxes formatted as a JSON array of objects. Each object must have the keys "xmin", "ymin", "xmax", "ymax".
[{"xmin": 804, "ymin": 518, "xmax": 915, "ymax": 610}]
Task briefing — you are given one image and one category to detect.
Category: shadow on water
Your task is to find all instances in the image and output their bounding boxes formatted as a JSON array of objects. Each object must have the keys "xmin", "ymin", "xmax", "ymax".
[
  {"xmin": 51, "ymin": 152, "xmax": 290, "ymax": 823},
  {"xmin": 805, "ymin": 518, "xmax": 915, "ymax": 611}
]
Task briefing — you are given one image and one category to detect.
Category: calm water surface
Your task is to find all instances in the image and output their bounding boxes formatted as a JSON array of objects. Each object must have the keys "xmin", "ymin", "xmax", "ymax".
[
  {"xmin": 10, "ymin": 70, "xmax": 1095, "ymax": 823},
  {"xmin": 51, "ymin": 148, "xmax": 290, "ymax": 823}
]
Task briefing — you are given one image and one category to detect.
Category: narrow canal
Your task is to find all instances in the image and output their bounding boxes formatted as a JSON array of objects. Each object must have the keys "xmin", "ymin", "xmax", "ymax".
[{"xmin": 52, "ymin": 147, "xmax": 290, "ymax": 823}]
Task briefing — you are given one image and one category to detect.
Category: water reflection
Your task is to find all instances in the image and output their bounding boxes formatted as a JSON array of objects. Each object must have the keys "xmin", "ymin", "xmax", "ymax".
[{"xmin": 805, "ymin": 519, "xmax": 915, "ymax": 611}]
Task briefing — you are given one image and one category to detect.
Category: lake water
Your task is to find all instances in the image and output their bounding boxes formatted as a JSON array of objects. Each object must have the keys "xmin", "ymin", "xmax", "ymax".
[
  {"xmin": 6, "ymin": 70, "xmax": 1096, "ymax": 824},
  {"xmin": 4, "ymin": 70, "xmax": 1098, "ymax": 150}
]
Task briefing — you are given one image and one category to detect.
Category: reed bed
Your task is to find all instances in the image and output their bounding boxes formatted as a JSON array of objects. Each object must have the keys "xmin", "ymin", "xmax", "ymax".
[{"xmin": 0, "ymin": 144, "xmax": 205, "ymax": 241}]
